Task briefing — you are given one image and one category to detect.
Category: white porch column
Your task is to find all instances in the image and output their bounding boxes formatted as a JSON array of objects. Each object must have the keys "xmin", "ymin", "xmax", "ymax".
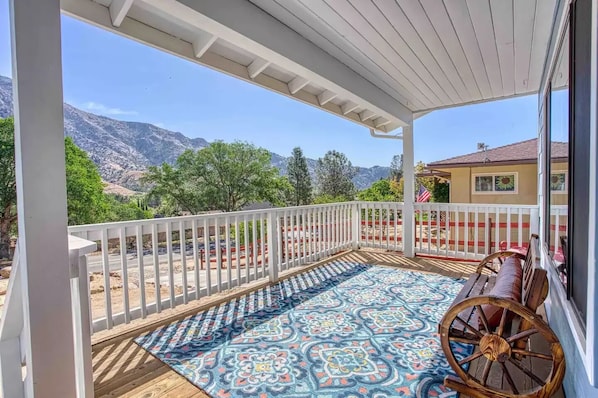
[
  {"xmin": 402, "ymin": 124, "xmax": 415, "ymax": 257},
  {"xmin": 10, "ymin": 0, "xmax": 77, "ymax": 397}
]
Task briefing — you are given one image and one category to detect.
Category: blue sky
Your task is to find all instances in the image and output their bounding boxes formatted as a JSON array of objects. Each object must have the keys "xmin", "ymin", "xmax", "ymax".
[{"xmin": 0, "ymin": 2, "xmax": 538, "ymax": 167}]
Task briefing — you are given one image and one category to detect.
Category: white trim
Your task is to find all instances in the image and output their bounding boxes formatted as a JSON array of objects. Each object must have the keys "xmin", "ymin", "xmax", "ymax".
[
  {"xmin": 288, "ymin": 76, "xmax": 309, "ymax": 95},
  {"xmin": 247, "ymin": 57, "xmax": 270, "ymax": 79},
  {"xmin": 585, "ymin": 0, "xmax": 598, "ymax": 385},
  {"xmin": 192, "ymin": 32, "xmax": 217, "ymax": 58},
  {"xmin": 471, "ymin": 172, "xmax": 519, "ymax": 194},
  {"xmin": 539, "ymin": 0, "xmax": 572, "ymax": 98},
  {"xmin": 341, "ymin": 101, "xmax": 359, "ymax": 115},
  {"xmin": 317, "ymin": 90, "xmax": 337, "ymax": 106},
  {"xmin": 544, "ymin": 246, "xmax": 587, "ymax": 353},
  {"xmin": 109, "ymin": 0, "xmax": 134, "ymax": 28}
]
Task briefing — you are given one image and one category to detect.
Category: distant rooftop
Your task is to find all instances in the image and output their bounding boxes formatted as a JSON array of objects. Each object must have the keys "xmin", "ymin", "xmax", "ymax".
[{"xmin": 427, "ymin": 138, "xmax": 568, "ymax": 168}]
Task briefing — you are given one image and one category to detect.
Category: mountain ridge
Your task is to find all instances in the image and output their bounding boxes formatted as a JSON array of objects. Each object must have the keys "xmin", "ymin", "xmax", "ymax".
[{"xmin": 0, "ymin": 76, "xmax": 389, "ymax": 190}]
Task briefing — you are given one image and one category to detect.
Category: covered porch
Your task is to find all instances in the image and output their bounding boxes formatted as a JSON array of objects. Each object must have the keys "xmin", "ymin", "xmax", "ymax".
[{"xmin": 3, "ymin": 0, "xmax": 597, "ymax": 397}]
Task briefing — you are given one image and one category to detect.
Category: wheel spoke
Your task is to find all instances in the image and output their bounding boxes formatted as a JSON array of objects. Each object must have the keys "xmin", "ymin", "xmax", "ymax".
[
  {"xmin": 481, "ymin": 357, "xmax": 493, "ymax": 386},
  {"xmin": 500, "ymin": 362, "xmax": 519, "ymax": 394},
  {"xmin": 454, "ymin": 316, "xmax": 485, "ymax": 339},
  {"xmin": 511, "ymin": 348, "xmax": 552, "ymax": 360},
  {"xmin": 458, "ymin": 351, "xmax": 484, "ymax": 366},
  {"xmin": 508, "ymin": 357, "xmax": 546, "ymax": 386},
  {"xmin": 507, "ymin": 328, "xmax": 539, "ymax": 343},
  {"xmin": 475, "ymin": 305, "xmax": 491, "ymax": 333},
  {"xmin": 449, "ymin": 336, "xmax": 480, "ymax": 345},
  {"xmin": 497, "ymin": 308, "xmax": 509, "ymax": 337}
]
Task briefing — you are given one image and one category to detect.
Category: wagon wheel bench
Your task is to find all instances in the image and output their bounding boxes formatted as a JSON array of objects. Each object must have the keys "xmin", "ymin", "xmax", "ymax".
[{"xmin": 438, "ymin": 234, "xmax": 565, "ymax": 397}]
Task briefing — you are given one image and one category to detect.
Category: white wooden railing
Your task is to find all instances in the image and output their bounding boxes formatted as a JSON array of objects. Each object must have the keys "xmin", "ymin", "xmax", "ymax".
[
  {"xmin": 356, "ymin": 201, "xmax": 404, "ymax": 252},
  {"xmin": 0, "ymin": 236, "xmax": 96, "ymax": 398},
  {"xmin": 64, "ymin": 201, "xmax": 551, "ymax": 335},
  {"xmin": 67, "ymin": 203, "xmax": 355, "ymax": 334},
  {"xmin": 412, "ymin": 203, "xmax": 540, "ymax": 259}
]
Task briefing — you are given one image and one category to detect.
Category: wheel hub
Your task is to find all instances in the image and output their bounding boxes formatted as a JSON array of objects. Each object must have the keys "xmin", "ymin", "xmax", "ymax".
[{"xmin": 479, "ymin": 334, "xmax": 512, "ymax": 363}]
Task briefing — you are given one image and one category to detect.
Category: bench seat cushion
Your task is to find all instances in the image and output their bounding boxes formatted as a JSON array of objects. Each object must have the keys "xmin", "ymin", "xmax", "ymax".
[{"xmin": 481, "ymin": 256, "xmax": 523, "ymax": 328}]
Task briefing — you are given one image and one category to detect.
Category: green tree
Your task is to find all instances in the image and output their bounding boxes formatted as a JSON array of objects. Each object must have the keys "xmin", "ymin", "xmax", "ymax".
[
  {"xmin": 312, "ymin": 194, "xmax": 350, "ymax": 204},
  {"xmin": 315, "ymin": 150, "xmax": 356, "ymax": 201},
  {"xmin": 357, "ymin": 179, "xmax": 397, "ymax": 202},
  {"xmin": 432, "ymin": 179, "xmax": 450, "ymax": 203},
  {"xmin": 389, "ymin": 154, "xmax": 403, "ymax": 182},
  {"xmin": 106, "ymin": 195, "xmax": 153, "ymax": 221},
  {"xmin": 143, "ymin": 141, "xmax": 281, "ymax": 213},
  {"xmin": 65, "ymin": 137, "xmax": 110, "ymax": 225},
  {"xmin": 143, "ymin": 162, "xmax": 203, "ymax": 214},
  {"xmin": 0, "ymin": 118, "xmax": 16, "ymax": 259},
  {"xmin": 286, "ymin": 147, "xmax": 312, "ymax": 205}
]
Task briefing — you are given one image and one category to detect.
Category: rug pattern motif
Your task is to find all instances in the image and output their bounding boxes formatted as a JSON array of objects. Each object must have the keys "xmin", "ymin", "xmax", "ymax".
[{"xmin": 136, "ymin": 262, "xmax": 470, "ymax": 397}]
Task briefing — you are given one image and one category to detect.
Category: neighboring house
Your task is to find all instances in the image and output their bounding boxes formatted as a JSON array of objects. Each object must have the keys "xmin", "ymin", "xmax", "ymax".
[{"xmin": 426, "ymin": 138, "xmax": 568, "ymax": 205}]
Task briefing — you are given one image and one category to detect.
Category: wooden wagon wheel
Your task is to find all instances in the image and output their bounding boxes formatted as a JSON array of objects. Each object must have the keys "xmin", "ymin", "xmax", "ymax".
[
  {"xmin": 439, "ymin": 296, "xmax": 565, "ymax": 398},
  {"xmin": 475, "ymin": 251, "xmax": 526, "ymax": 274}
]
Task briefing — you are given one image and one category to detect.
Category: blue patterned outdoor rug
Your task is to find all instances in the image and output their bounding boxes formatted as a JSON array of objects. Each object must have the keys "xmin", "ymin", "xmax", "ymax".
[{"xmin": 135, "ymin": 261, "xmax": 471, "ymax": 397}]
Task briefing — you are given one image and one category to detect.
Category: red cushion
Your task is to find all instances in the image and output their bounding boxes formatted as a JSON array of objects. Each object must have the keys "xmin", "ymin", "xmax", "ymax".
[{"xmin": 481, "ymin": 256, "xmax": 522, "ymax": 328}]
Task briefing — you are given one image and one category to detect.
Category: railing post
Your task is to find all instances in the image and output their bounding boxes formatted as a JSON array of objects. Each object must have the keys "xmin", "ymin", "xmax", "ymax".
[
  {"xmin": 531, "ymin": 207, "xmax": 540, "ymax": 236},
  {"xmin": 267, "ymin": 211, "xmax": 279, "ymax": 283},
  {"xmin": 69, "ymin": 236, "xmax": 96, "ymax": 398},
  {"xmin": 352, "ymin": 202, "xmax": 361, "ymax": 249}
]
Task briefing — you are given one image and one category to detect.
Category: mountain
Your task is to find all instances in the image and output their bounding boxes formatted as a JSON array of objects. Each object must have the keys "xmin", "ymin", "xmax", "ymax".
[{"xmin": 0, "ymin": 76, "xmax": 389, "ymax": 190}]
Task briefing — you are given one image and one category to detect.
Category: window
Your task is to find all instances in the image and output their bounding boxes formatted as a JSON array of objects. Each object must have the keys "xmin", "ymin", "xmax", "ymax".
[
  {"xmin": 473, "ymin": 174, "xmax": 517, "ymax": 194},
  {"xmin": 546, "ymin": 19, "xmax": 570, "ymax": 291},
  {"xmin": 550, "ymin": 172, "xmax": 568, "ymax": 192},
  {"xmin": 543, "ymin": 0, "xmax": 591, "ymax": 328}
]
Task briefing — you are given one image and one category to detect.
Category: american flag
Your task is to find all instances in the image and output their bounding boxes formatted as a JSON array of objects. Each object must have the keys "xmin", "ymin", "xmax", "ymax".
[{"xmin": 416, "ymin": 184, "xmax": 431, "ymax": 202}]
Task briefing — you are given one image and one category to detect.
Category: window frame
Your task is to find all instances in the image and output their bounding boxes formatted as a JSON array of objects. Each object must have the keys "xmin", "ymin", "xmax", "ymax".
[{"xmin": 471, "ymin": 172, "xmax": 518, "ymax": 195}]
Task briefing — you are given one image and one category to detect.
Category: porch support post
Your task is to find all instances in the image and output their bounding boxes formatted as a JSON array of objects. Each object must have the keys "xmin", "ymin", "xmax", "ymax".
[
  {"xmin": 267, "ymin": 212, "xmax": 279, "ymax": 283},
  {"xmin": 9, "ymin": 0, "xmax": 77, "ymax": 396},
  {"xmin": 402, "ymin": 124, "xmax": 415, "ymax": 257}
]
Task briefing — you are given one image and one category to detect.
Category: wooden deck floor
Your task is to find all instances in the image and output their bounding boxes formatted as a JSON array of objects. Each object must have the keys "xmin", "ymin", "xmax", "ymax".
[{"xmin": 91, "ymin": 250, "xmax": 559, "ymax": 397}]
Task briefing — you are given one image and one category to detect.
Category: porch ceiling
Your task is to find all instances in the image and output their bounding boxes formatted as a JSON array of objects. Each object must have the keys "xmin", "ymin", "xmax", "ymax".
[{"xmin": 61, "ymin": 0, "xmax": 558, "ymax": 132}]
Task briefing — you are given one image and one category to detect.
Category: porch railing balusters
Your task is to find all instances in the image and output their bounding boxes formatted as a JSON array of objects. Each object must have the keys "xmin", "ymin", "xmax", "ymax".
[
  {"xmin": 179, "ymin": 220, "xmax": 188, "ymax": 305},
  {"xmin": 62, "ymin": 201, "xmax": 549, "ymax": 334},
  {"xmin": 215, "ymin": 217, "xmax": 222, "ymax": 292},
  {"xmin": 101, "ymin": 229, "xmax": 113, "ymax": 329},
  {"xmin": 166, "ymin": 222, "xmax": 175, "ymax": 308},
  {"xmin": 235, "ymin": 216, "xmax": 241, "ymax": 287},
  {"xmin": 136, "ymin": 225, "xmax": 147, "ymax": 318},
  {"xmin": 192, "ymin": 219, "xmax": 200, "ymax": 300},
  {"xmin": 225, "ymin": 216, "xmax": 232, "ymax": 289},
  {"xmin": 119, "ymin": 227, "xmax": 130, "ymax": 323}
]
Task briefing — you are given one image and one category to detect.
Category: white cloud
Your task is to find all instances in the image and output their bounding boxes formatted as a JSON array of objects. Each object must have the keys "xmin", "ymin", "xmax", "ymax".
[
  {"xmin": 82, "ymin": 101, "xmax": 138, "ymax": 116},
  {"xmin": 154, "ymin": 122, "xmax": 166, "ymax": 128}
]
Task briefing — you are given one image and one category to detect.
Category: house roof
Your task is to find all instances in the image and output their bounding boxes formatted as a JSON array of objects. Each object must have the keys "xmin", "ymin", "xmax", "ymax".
[{"xmin": 427, "ymin": 138, "xmax": 568, "ymax": 168}]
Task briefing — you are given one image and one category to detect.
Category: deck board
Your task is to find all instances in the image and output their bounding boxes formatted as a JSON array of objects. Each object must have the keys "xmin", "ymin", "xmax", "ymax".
[{"xmin": 91, "ymin": 250, "xmax": 560, "ymax": 397}]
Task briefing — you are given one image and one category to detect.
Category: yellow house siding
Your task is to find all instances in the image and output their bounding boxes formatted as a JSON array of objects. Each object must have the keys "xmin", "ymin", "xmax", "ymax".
[{"xmin": 436, "ymin": 163, "xmax": 570, "ymax": 205}]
